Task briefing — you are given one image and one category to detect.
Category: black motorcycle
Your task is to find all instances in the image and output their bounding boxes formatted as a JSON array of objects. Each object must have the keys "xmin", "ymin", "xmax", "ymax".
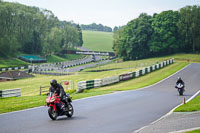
[{"xmin": 175, "ymin": 83, "xmax": 184, "ymax": 96}]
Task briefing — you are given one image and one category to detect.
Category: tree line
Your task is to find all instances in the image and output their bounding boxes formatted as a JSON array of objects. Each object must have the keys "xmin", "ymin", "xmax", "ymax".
[
  {"xmin": 81, "ymin": 23, "xmax": 112, "ymax": 32},
  {"xmin": 113, "ymin": 5, "xmax": 200, "ymax": 60},
  {"xmin": 0, "ymin": 1, "xmax": 83, "ymax": 58}
]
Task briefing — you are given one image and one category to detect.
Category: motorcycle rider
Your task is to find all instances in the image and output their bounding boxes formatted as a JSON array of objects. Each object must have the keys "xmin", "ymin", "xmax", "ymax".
[
  {"xmin": 175, "ymin": 77, "xmax": 185, "ymax": 91},
  {"xmin": 49, "ymin": 79, "xmax": 68, "ymax": 110}
]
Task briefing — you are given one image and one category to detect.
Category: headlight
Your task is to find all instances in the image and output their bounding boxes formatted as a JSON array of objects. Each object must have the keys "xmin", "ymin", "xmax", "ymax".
[{"xmin": 50, "ymin": 98, "xmax": 55, "ymax": 102}]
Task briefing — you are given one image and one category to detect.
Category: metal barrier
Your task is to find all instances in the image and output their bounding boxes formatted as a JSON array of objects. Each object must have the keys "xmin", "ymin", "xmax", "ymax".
[
  {"xmin": 76, "ymin": 59, "xmax": 174, "ymax": 93},
  {"xmin": 0, "ymin": 88, "xmax": 21, "ymax": 98},
  {"xmin": 40, "ymin": 86, "xmax": 49, "ymax": 95}
]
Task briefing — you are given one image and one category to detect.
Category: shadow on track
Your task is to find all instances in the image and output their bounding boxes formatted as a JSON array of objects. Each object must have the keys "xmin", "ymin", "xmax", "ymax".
[{"xmin": 56, "ymin": 116, "xmax": 87, "ymax": 121}]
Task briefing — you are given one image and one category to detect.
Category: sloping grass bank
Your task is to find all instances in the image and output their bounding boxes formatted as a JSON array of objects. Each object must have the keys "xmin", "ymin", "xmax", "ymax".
[
  {"xmin": 82, "ymin": 30, "xmax": 113, "ymax": 52},
  {"xmin": 174, "ymin": 94, "xmax": 200, "ymax": 112},
  {"xmin": 0, "ymin": 58, "xmax": 28, "ymax": 68}
]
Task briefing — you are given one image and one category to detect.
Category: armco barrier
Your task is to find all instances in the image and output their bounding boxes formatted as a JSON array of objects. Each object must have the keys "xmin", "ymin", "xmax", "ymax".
[
  {"xmin": 139, "ymin": 70, "xmax": 143, "ymax": 76},
  {"xmin": 132, "ymin": 72, "xmax": 136, "ymax": 78},
  {"xmin": 135, "ymin": 71, "xmax": 140, "ymax": 77},
  {"xmin": 77, "ymin": 81, "xmax": 87, "ymax": 93},
  {"xmin": 86, "ymin": 80, "xmax": 94, "ymax": 89},
  {"xmin": 102, "ymin": 76, "xmax": 119, "ymax": 86},
  {"xmin": 76, "ymin": 59, "xmax": 174, "ymax": 93},
  {"xmin": 94, "ymin": 79, "xmax": 102, "ymax": 87},
  {"xmin": 76, "ymin": 80, "xmax": 95, "ymax": 93},
  {"xmin": 119, "ymin": 73, "xmax": 133, "ymax": 81},
  {"xmin": 0, "ymin": 88, "xmax": 21, "ymax": 98},
  {"xmin": 0, "ymin": 65, "xmax": 29, "ymax": 72}
]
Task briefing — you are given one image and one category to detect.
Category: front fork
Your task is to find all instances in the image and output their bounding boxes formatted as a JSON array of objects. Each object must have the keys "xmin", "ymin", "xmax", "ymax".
[{"xmin": 49, "ymin": 104, "xmax": 56, "ymax": 111}]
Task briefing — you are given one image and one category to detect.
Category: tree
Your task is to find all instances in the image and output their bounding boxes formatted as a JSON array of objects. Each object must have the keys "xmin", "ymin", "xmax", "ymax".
[
  {"xmin": 81, "ymin": 23, "xmax": 112, "ymax": 32},
  {"xmin": 0, "ymin": 1, "xmax": 82, "ymax": 57},
  {"xmin": 148, "ymin": 10, "xmax": 180, "ymax": 55},
  {"xmin": 177, "ymin": 5, "xmax": 200, "ymax": 53},
  {"xmin": 43, "ymin": 27, "xmax": 62, "ymax": 55},
  {"xmin": 113, "ymin": 26, "xmax": 119, "ymax": 31},
  {"xmin": 113, "ymin": 13, "xmax": 153, "ymax": 60},
  {"xmin": 76, "ymin": 24, "xmax": 83, "ymax": 47}
]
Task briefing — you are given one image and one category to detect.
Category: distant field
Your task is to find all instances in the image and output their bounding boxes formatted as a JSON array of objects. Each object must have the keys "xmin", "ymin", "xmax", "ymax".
[{"xmin": 82, "ymin": 30, "xmax": 113, "ymax": 52}]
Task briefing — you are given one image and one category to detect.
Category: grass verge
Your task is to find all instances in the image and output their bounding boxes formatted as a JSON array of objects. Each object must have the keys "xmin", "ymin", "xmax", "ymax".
[
  {"xmin": 174, "ymin": 94, "xmax": 200, "ymax": 112},
  {"xmin": 0, "ymin": 58, "xmax": 28, "ymax": 68},
  {"xmin": 185, "ymin": 129, "xmax": 200, "ymax": 133}
]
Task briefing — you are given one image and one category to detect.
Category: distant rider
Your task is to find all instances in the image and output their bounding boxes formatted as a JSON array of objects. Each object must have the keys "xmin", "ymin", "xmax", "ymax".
[
  {"xmin": 49, "ymin": 79, "xmax": 68, "ymax": 109},
  {"xmin": 175, "ymin": 77, "xmax": 185, "ymax": 91}
]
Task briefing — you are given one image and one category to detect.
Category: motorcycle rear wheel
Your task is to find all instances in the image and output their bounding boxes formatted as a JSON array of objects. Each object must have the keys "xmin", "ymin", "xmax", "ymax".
[
  {"xmin": 48, "ymin": 107, "xmax": 58, "ymax": 120},
  {"xmin": 66, "ymin": 103, "xmax": 74, "ymax": 117}
]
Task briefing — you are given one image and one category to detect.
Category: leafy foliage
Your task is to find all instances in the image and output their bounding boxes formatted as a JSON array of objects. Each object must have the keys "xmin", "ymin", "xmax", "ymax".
[
  {"xmin": 177, "ymin": 5, "xmax": 200, "ymax": 52},
  {"xmin": 0, "ymin": 1, "xmax": 83, "ymax": 58},
  {"xmin": 149, "ymin": 10, "xmax": 180, "ymax": 55},
  {"xmin": 113, "ymin": 13, "xmax": 153, "ymax": 60},
  {"xmin": 113, "ymin": 6, "xmax": 200, "ymax": 60},
  {"xmin": 81, "ymin": 23, "xmax": 112, "ymax": 32}
]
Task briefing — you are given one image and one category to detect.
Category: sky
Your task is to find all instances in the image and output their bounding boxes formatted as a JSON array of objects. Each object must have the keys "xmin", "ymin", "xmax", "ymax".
[{"xmin": 3, "ymin": 0, "xmax": 200, "ymax": 28}]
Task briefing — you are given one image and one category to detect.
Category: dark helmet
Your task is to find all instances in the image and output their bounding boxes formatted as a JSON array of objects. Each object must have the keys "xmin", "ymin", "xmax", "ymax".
[
  {"xmin": 178, "ymin": 77, "xmax": 182, "ymax": 80},
  {"xmin": 50, "ymin": 79, "xmax": 57, "ymax": 87}
]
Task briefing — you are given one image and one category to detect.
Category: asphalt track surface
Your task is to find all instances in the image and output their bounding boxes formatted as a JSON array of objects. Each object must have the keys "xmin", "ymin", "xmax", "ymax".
[{"xmin": 0, "ymin": 63, "xmax": 200, "ymax": 133}]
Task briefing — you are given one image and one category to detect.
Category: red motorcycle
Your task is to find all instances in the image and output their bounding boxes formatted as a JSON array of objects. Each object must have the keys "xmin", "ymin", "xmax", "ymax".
[{"xmin": 46, "ymin": 92, "xmax": 74, "ymax": 120}]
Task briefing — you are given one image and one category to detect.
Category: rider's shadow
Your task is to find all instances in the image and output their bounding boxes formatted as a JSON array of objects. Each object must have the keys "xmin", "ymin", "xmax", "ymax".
[
  {"xmin": 56, "ymin": 116, "xmax": 87, "ymax": 121},
  {"xmin": 177, "ymin": 94, "xmax": 193, "ymax": 97}
]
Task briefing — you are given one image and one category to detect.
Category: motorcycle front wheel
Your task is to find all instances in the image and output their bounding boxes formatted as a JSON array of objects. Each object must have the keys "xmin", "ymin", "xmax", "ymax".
[
  {"xmin": 66, "ymin": 103, "xmax": 74, "ymax": 117},
  {"xmin": 48, "ymin": 107, "xmax": 58, "ymax": 120},
  {"xmin": 178, "ymin": 89, "xmax": 183, "ymax": 96}
]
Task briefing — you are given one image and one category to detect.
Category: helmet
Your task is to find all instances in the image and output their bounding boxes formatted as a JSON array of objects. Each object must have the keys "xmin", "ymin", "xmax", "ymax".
[
  {"xmin": 50, "ymin": 79, "xmax": 57, "ymax": 88},
  {"xmin": 178, "ymin": 77, "xmax": 181, "ymax": 80}
]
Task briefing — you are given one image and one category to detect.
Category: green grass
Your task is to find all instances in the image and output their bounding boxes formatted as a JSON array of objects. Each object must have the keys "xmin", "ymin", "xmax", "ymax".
[
  {"xmin": 0, "ymin": 96, "xmax": 46, "ymax": 114},
  {"xmin": 83, "ymin": 57, "xmax": 167, "ymax": 72},
  {"xmin": 46, "ymin": 55, "xmax": 67, "ymax": 62},
  {"xmin": 185, "ymin": 129, "xmax": 200, "ymax": 133},
  {"xmin": 0, "ymin": 58, "xmax": 28, "ymax": 68},
  {"xmin": 46, "ymin": 54, "xmax": 83, "ymax": 63},
  {"xmin": 174, "ymin": 94, "xmax": 200, "ymax": 112},
  {"xmin": 82, "ymin": 30, "xmax": 113, "ymax": 52},
  {"xmin": 167, "ymin": 53, "xmax": 200, "ymax": 63}
]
